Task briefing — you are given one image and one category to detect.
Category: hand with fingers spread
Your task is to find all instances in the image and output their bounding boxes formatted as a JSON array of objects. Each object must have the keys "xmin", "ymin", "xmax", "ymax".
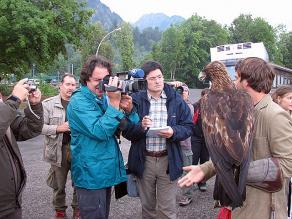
[
  {"xmin": 12, "ymin": 78, "xmax": 30, "ymax": 102},
  {"xmin": 106, "ymin": 76, "xmax": 121, "ymax": 109},
  {"xmin": 178, "ymin": 165, "xmax": 205, "ymax": 187}
]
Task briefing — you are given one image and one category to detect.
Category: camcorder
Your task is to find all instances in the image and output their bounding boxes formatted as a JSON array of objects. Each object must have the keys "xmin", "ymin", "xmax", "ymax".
[
  {"xmin": 174, "ymin": 86, "xmax": 184, "ymax": 94},
  {"xmin": 26, "ymin": 79, "xmax": 37, "ymax": 93},
  {"xmin": 99, "ymin": 69, "xmax": 146, "ymax": 95},
  {"xmin": 166, "ymin": 82, "xmax": 185, "ymax": 94}
]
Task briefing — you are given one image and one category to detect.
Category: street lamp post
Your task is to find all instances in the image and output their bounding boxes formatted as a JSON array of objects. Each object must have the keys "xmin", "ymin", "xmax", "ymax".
[
  {"xmin": 32, "ymin": 63, "xmax": 36, "ymax": 78},
  {"xmin": 96, "ymin": 27, "xmax": 121, "ymax": 56}
]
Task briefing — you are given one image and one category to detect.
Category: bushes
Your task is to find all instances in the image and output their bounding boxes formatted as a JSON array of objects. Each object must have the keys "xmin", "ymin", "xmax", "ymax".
[
  {"xmin": 0, "ymin": 82, "xmax": 58, "ymax": 97},
  {"xmin": 38, "ymin": 82, "xmax": 58, "ymax": 97},
  {"xmin": 0, "ymin": 84, "xmax": 13, "ymax": 96}
]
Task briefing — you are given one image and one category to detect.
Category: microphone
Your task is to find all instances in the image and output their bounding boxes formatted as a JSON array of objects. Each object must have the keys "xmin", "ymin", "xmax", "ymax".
[{"xmin": 128, "ymin": 68, "xmax": 144, "ymax": 79}]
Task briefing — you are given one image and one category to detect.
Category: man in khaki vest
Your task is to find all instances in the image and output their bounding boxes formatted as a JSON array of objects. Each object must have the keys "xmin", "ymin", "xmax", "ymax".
[{"xmin": 42, "ymin": 74, "xmax": 78, "ymax": 219}]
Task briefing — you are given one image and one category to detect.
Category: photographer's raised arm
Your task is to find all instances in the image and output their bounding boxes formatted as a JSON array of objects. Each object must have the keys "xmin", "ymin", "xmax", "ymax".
[
  {"xmin": 11, "ymin": 78, "xmax": 30, "ymax": 102},
  {"xmin": 3, "ymin": 79, "xmax": 43, "ymax": 141},
  {"xmin": 1, "ymin": 79, "xmax": 31, "ymax": 138}
]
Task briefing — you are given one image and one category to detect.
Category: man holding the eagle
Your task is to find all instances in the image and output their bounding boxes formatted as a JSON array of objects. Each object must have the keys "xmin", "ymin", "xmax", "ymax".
[{"xmin": 179, "ymin": 57, "xmax": 292, "ymax": 219}]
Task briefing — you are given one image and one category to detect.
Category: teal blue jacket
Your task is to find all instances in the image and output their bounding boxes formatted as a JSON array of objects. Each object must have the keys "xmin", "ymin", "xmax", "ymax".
[{"xmin": 67, "ymin": 85, "xmax": 138, "ymax": 189}]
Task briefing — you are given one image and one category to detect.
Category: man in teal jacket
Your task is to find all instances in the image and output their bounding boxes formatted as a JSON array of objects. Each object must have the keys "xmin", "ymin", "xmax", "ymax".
[{"xmin": 67, "ymin": 55, "xmax": 139, "ymax": 219}]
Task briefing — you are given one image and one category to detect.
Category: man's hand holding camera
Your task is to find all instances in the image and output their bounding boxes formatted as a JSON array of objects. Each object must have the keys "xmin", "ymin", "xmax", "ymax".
[
  {"xmin": 12, "ymin": 78, "xmax": 30, "ymax": 102},
  {"xmin": 29, "ymin": 89, "xmax": 42, "ymax": 105},
  {"xmin": 11, "ymin": 78, "xmax": 41, "ymax": 104},
  {"xmin": 120, "ymin": 95, "xmax": 133, "ymax": 113},
  {"xmin": 106, "ymin": 76, "xmax": 122, "ymax": 109},
  {"xmin": 106, "ymin": 76, "xmax": 134, "ymax": 113}
]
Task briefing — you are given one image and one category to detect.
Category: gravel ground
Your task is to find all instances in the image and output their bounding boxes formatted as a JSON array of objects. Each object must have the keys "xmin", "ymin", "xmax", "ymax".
[
  {"xmin": 19, "ymin": 89, "xmax": 219, "ymax": 219},
  {"xmin": 20, "ymin": 135, "xmax": 218, "ymax": 219}
]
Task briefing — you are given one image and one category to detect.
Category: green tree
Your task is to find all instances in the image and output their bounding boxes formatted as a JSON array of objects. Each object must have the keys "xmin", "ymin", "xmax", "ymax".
[
  {"xmin": 152, "ymin": 15, "xmax": 229, "ymax": 87},
  {"xmin": 80, "ymin": 22, "xmax": 114, "ymax": 62},
  {"xmin": 277, "ymin": 31, "xmax": 292, "ymax": 69},
  {"xmin": 229, "ymin": 14, "xmax": 277, "ymax": 61},
  {"xmin": 0, "ymin": 0, "xmax": 93, "ymax": 78},
  {"xmin": 152, "ymin": 25, "xmax": 184, "ymax": 80},
  {"xmin": 115, "ymin": 22, "xmax": 135, "ymax": 71}
]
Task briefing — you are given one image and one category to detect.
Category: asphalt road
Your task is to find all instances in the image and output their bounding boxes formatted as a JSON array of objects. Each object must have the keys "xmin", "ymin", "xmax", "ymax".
[{"xmin": 19, "ymin": 89, "xmax": 218, "ymax": 219}]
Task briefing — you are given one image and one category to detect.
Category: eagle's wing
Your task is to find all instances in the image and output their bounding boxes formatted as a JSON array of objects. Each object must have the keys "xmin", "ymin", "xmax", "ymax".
[{"xmin": 201, "ymin": 88, "xmax": 254, "ymax": 208}]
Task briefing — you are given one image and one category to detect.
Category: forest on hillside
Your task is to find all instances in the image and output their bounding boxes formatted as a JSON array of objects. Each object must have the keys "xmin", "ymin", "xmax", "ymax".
[{"xmin": 1, "ymin": 0, "xmax": 292, "ymax": 88}]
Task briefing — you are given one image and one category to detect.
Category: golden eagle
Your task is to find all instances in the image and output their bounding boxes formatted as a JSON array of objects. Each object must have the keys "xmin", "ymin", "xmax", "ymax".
[{"xmin": 198, "ymin": 61, "xmax": 254, "ymax": 208}]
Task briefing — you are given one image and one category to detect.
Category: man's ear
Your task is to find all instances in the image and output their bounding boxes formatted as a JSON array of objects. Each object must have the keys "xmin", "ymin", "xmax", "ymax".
[{"xmin": 242, "ymin": 79, "xmax": 249, "ymax": 89}]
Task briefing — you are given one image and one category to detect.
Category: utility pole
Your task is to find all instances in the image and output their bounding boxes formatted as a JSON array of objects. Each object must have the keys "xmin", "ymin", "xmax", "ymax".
[{"xmin": 32, "ymin": 63, "xmax": 36, "ymax": 78}]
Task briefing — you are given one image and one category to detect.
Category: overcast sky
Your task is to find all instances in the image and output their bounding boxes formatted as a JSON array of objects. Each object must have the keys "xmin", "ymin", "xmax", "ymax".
[{"xmin": 100, "ymin": 0, "xmax": 292, "ymax": 32}]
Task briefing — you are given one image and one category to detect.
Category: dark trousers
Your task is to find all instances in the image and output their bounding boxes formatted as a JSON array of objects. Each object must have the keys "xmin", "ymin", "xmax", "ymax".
[
  {"xmin": 191, "ymin": 136, "xmax": 209, "ymax": 165},
  {"xmin": 1, "ymin": 208, "xmax": 22, "ymax": 219},
  {"xmin": 76, "ymin": 187, "xmax": 111, "ymax": 219}
]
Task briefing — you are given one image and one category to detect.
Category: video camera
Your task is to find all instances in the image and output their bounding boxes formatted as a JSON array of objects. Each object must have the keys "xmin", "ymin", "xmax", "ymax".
[
  {"xmin": 174, "ymin": 86, "xmax": 184, "ymax": 94},
  {"xmin": 99, "ymin": 68, "xmax": 146, "ymax": 94},
  {"xmin": 166, "ymin": 81, "xmax": 185, "ymax": 95}
]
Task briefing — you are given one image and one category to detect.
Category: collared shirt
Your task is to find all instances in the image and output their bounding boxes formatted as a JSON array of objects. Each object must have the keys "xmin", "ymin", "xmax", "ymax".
[{"xmin": 146, "ymin": 90, "xmax": 168, "ymax": 152}]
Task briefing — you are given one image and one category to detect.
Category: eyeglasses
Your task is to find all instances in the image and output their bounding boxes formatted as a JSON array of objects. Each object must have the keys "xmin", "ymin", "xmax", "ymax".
[{"xmin": 146, "ymin": 75, "xmax": 163, "ymax": 82}]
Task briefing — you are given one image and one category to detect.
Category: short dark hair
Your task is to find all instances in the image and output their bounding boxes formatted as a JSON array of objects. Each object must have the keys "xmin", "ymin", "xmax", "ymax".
[
  {"xmin": 60, "ymin": 73, "xmax": 76, "ymax": 83},
  {"xmin": 235, "ymin": 59, "xmax": 244, "ymax": 72},
  {"xmin": 141, "ymin": 61, "xmax": 164, "ymax": 79},
  {"xmin": 237, "ymin": 57, "xmax": 275, "ymax": 94},
  {"xmin": 80, "ymin": 55, "xmax": 112, "ymax": 86}
]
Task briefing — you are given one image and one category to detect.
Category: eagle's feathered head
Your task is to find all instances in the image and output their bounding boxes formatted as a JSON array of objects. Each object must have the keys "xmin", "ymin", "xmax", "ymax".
[{"xmin": 198, "ymin": 61, "xmax": 234, "ymax": 90}]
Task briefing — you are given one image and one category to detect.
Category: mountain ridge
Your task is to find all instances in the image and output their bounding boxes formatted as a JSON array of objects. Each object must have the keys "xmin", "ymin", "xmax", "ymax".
[
  {"xmin": 133, "ymin": 13, "xmax": 185, "ymax": 31},
  {"xmin": 87, "ymin": 0, "xmax": 185, "ymax": 31}
]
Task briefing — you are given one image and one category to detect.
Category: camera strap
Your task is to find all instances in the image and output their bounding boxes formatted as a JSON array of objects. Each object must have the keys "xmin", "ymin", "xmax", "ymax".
[{"xmin": 25, "ymin": 97, "xmax": 40, "ymax": 119}]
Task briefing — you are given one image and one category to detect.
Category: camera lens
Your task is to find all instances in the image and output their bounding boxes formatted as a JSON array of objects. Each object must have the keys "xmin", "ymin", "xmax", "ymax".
[{"xmin": 175, "ymin": 86, "xmax": 183, "ymax": 94}]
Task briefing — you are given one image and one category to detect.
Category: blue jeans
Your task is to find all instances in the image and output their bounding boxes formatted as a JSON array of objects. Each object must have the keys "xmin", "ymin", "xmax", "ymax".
[{"xmin": 76, "ymin": 187, "xmax": 111, "ymax": 219}]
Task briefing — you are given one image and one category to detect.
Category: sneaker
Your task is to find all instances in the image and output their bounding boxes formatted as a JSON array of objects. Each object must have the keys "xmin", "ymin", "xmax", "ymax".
[
  {"xmin": 73, "ymin": 209, "xmax": 81, "ymax": 219},
  {"xmin": 179, "ymin": 196, "xmax": 193, "ymax": 206},
  {"xmin": 51, "ymin": 210, "xmax": 67, "ymax": 219},
  {"xmin": 198, "ymin": 182, "xmax": 207, "ymax": 192}
]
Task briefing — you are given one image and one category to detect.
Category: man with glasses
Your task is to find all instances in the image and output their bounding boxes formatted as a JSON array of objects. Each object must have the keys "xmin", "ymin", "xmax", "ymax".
[
  {"xmin": 122, "ymin": 60, "xmax": 193, "ymax": 219},
  {"xmin": 67, "ymin": 55, "xmax": 139, "ymax": 219}
]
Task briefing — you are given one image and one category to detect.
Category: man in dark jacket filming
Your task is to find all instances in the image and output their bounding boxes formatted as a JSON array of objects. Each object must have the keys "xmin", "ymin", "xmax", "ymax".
[
  {"xmin": 122, "ymin": 61, "xmax": 193, "ymax": 219},
  {"xmin": 0, "ymin": 78, "xmax": 43, "ymax": 219}
]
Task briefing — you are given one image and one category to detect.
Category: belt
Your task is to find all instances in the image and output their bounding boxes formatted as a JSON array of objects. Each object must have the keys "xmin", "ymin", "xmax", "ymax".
[{"xmin": 145, "ymin": 150, "xmax": 168, "ymax": 157}]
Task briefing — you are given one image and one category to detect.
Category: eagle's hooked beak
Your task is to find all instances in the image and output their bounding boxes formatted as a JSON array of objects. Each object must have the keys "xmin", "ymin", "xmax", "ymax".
[{"xmin": 198, "ymin": 71, "xmax": 206, "ymax": 81}]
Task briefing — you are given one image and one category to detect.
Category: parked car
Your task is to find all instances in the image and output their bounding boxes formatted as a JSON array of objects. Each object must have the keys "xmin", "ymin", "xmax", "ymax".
[{"xmin": 50, "ymin": 79, "xmax": 58, "ymax": 86}]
